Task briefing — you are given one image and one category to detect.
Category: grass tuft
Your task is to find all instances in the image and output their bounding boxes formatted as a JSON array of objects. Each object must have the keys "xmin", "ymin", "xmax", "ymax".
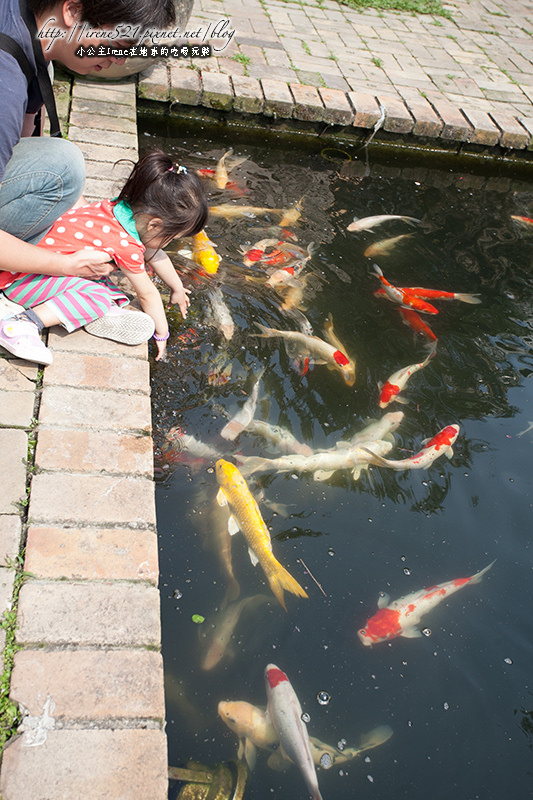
[{"xmin": 340, "ymin": 0, "xmax": 453, "ymax": 19}]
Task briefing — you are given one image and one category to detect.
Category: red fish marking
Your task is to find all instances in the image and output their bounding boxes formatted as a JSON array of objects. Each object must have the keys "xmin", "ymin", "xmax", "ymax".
[
  {"xmin": 453, "ymin": 577, "xmax": 470, "ymax": 587},
  {"xmin": 405, "ymin": 603, "xmax": 416, "ymax": 617},
  {"xmin": 246, "ymin": 249, "xmax": 264, "ymax": 262},
  {"xmin": 266, "ymin": 666, "xmax": 288, "ymax": 689},
  {"xmin": 197, "ymin": 168, "xmax": 216, "ymax": 177},
  {"xmin": 379, "ymin": 382, "xmax": 399, "ymax": 405},
  {"xmin": 427, "ymin": 425, "xmax": 459, "ymax": 451},
  {"xmin": 361, "ymin": 607, "xmax": 402, "ymax": 641},
  {"xmin": 424, "ymin": 586, "xmax": 448, "ymax": 602},
  {"xmin": 333, "ymin": 350, "xmax": 350, "ymax": 366}
]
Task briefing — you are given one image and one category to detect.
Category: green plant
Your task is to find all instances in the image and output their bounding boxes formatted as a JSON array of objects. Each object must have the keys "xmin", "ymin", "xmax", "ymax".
[
  {"xmin": 232, "ymin": 52, "xmax": 251, "ymax": 67},
  {"xmin": 340, "ymin": 0, "xmax": 453, "ymax": 19},
  {"xmin": 301, "ymin": 40, "xmax": 311, "ymax": 55},
  {"xmin": 0, "ymin": 554, "xmax": 29, "ymax": 754},
  {"xmin": 372, "ymin": 56, "xmax": 384, "ymax": 68}
]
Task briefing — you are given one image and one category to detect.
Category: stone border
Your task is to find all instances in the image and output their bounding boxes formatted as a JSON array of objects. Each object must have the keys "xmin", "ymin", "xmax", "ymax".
[
  {"xmin": 0, "ymin": 78, "xmax": 168, "ymax": 800},
  {"xmin": 138, "ymin": 62, "xmax": 533, "ymax": 153}
]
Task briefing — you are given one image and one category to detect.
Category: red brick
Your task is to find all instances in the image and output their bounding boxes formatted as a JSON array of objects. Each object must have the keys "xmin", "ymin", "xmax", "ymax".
[
  {"xmin": 35, "ymin": 428, "xmax": 153, "ymax": 475},
  {"xmin": 170, "ymin": 64, "xmax": 202, "ymax": 105},
  {"xmin": 16, "ymin": 581, "xmax": 161, "ymax": 646},
  {"xmin": 461, "ymin": 108, "xmax": 501, "ymax": 145},
  {"xmin": 28, "ymin": 472, "xmax": 156, "ymax": 527},
  {"xmin": 376, "ymin": 93, "xmax": 414, "ymax": 134},
  {"xmin": 38, "ymin": 385, "xmax": 152, "ymax": 433},
  {"xmin": 489, "ymin": 112, "xmax": 530, "ymax": 149},
  {"xmin": 347, "ymin": 91, "xmax": 381, "ymax": 129},
  {"xmin": 261, "ymin": 78, "xmax": 294, "ymax": 117},
  {"xmin": 48, "ymin": 326, "xmax": 148, "ymax": 358},
  {"xmin": 405, "ymin": 98, "xmax": 443, "ymax": 138},
  {"xmin": 200, "ymin": 71, "xmax": 234, "ymax": 110},
  {"xmin": 0, "ymin": 729, "xmax": 168, "ymax": 800},
  {"xmin": 423, "ymin": 92, "xmax": 472, "ymax": 141},
  {"xmin": 11, "ymin": 649, "xmax": 164, "ymax": 720},
  {"xmin": 318, "ymin": 88, "xmax": 355, "ymax": 125},
  {"xmin": 289, "ymin": 82, "xmax": 325, "ymax": 122},
  {"xmin": 232, "ymin": 75, "xmax": 264, "ymax": 113},
  {"xmin": 42, "ymin": 350, "xmax": 150, "ymax": 392},
  {"xmin": 25, "ymin": 526, "xmax": 158, "ymax": 583}
]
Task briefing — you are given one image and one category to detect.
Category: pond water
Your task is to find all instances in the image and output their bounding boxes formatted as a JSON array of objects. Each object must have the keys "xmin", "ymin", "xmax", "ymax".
[{"xmin": 142, "ymin": 119, "xmax": 533, "ymax": 800}]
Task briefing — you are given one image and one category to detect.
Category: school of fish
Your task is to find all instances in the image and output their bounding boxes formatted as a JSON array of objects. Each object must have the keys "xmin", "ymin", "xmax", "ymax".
[{"xmin": 160, "ymin": 162, "xmax": 496, "ymax": 799}]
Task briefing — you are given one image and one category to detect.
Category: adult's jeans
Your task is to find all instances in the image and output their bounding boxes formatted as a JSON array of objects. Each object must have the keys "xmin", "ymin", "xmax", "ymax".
[{"xmin": 0, "ymin": 137, "xmax": 85, "ymax": 244}]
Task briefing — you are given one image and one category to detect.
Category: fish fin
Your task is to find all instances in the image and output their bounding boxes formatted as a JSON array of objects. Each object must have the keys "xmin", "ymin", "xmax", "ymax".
[
  {"xmin": 351, "ymin": 466, "xmax": 363, "ymax": 481},
  {"xmin": 444, "ymin": 446, "xmax": 454, "ymax": 459},
  {"xmin": 470, "ymin": 559, "xmax": 496, "ymax": 584},
  {"xmin": 267, "ymin": 561, "xmax": 308, "ymax": 610},
  {"xmin": 394, "ymin": 396, "xmax": 410, "ymax": 405},
  {"xmin": 401, "ymin": 627, "xmax": 423, "ymax": 638},
  {"xmin": 267, "ymin": 750, "xmax": 291, "ymax": 771},
  {"xmin": 244, "ymin": 738, "xmax": 257, "ymax": 770},
  {"xmin": 313, "ymin": 469, "xmax": 335, "ymax": 481},
  {"xmin": 454, "ymin": 292, "xmax": 482, "ymax": 304},
  {"xmin": 361, "ymin": 446, "xmax": 392, "ymax": 467},
  {"xmin": 358, "ymin": 724, "xmax": 394, "ymax": 752},
  {"xmin": 377, "ymin": 592, "xmax": 390, "ymax": 609},
  {"xmin": 216, "ymin": 488, "xmax": 228, "ymax": 507},
  {"xmin": 228, "ymin": 515, "xmax": 240, "ymax": 536},
  {"xmin": 220, "ymin": 420, "xmax": 245, "ymax": 441},
  {"xmin": 222, "ymin": 577, "xmax": 241, "ymax": 606},
  {"xmin": 248, "ymin": 546, "xmax": 259, "ymax": 567}
]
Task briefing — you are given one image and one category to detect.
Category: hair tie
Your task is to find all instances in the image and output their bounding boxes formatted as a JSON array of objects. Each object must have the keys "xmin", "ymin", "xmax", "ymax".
[{"xmin": 168, "ymin": 164, "xmax": 187, "ymax": 174}]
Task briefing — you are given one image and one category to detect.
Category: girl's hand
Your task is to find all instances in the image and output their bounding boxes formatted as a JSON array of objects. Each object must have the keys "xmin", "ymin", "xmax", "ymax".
[
  {"xmin": 169, "ymin": 286, "xmax": 191, "ymax": 319},
  {"xmin": 154, "ymin": 338, "xmax": 168, "ymax": 362}
]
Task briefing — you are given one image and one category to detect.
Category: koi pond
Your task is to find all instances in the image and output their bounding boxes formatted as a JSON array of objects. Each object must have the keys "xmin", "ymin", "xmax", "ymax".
[{"xmin": 143, "ymin": 117, "xmax": 533, "ymax": 800}]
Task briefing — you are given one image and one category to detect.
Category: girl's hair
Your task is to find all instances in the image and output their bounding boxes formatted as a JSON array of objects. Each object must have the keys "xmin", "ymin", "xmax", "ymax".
[
  {"xmin": 117, "ymin": 149, "xmax": 209, "ymax": 243},
  {"xmin": 29, "ymin": 0, "xmax": 176, "ymax": 28}
]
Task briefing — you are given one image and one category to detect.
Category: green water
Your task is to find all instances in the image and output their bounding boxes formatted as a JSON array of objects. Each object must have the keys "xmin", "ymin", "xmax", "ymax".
[{"xmin": 143, "ymin": 119, "xmax": 533, "ymax": 800}]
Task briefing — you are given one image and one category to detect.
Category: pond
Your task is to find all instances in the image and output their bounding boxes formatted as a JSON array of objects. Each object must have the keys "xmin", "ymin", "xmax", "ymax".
[{"xmin": 142, "ymin": 117, "xmax": 533, "ymax": 800}]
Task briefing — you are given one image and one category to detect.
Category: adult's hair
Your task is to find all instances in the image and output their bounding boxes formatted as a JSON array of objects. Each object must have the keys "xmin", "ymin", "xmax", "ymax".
[
  {"xmin": 117, "ymin": 149, "xmax": 209, "ymax": 243},
  {"xmin": 28, "ymin": 0, "xmax": 176, "ymax": 28}
]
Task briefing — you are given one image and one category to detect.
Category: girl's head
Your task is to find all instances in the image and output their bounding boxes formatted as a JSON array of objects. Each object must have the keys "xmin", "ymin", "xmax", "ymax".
[{"xmin": 116, "ymin": 149, "xmax": 209, "ymax": 248}]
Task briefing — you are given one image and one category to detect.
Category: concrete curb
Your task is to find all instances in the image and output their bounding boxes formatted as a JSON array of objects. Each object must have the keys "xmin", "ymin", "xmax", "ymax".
[{"xmin": 0, "ymin": 78, "xmax": 167, "ymax": 800}]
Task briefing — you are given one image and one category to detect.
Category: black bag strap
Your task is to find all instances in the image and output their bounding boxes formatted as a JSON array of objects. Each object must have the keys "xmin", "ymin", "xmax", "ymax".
[
  {"xmin": 18, "ymin": 0, "xmax": 62, "ymax": 138},
  {"xmin": 0, "ymin": 33, "xmax": 34, "ymax": 85}
]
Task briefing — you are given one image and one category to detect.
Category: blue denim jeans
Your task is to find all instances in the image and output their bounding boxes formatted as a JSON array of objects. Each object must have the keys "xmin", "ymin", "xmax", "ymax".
[{"xmin": 0, "ymin": 137, "xmax": 85, "ymax": 244}]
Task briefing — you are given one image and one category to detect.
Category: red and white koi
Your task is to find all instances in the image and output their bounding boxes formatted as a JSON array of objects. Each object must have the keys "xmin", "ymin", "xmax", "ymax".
[
  {"xmin": 265, "ymin": 664, "xmax": 323, "ymax": 800},
  {"xmin": 378, "ymin": 343, "xmax": 436, "ymax": 408},
  {"xmin": 511, "ymin": 214, "xmax": 533, "ymax": 226},
  {"xmin": 374, "ymin": 285, "xmax": 481, "ymax": 305},
  {"xmin": 373, "ymin": 265, "xmax": 439, "ymax": 315},
  {"xmin": 254, "ymin": 322, "xmax": 354, "ymax": 384},
  {"xmin": 358, "ymin": 560, "xmax": 495, "ymax": 646},
  {"xmin": 364, "ymin": 423, "xmax": 459, "ymax": 470}
]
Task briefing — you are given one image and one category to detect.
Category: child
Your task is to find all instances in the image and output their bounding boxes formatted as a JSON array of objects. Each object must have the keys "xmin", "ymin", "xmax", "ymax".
[{"xmin": 0, "ymin": 149, "xmax": 208, "ymax": 364}]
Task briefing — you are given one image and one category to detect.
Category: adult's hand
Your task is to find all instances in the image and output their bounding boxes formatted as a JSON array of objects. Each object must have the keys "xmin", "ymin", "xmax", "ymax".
[{"xmin": 62, "ymin": 249, "xmax": 113, "ymax": 278}]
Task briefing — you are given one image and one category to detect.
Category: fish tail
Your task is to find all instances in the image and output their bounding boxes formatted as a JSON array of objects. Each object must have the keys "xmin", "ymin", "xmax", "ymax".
[
  {"xmin": 253, "ymin": 322, "xmax": 277, "ymax": 338},
  {"xmin": 360, "ymin": 446, "xmax": 393, "ymax": 467},
  {"xmin": 470, "ymin": 559, "xmax": 496, "ymax": 584},
  {"xmin": 373, "ymin": 264, "xmax": 384, "ymax": 278},
  {"xmin": 454, "ymin": 292, "xmax": 482, "ymax": 304},
  {"xmin": 234, "ymin": 455, "xmax": 270, "ymax": 476},
  {"xmin": 267, "ymin": 560, "xmax": 308, "ymax": 610}
]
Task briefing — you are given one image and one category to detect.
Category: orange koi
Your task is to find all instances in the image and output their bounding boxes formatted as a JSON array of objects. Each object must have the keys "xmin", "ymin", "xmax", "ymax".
[
  {"xmin": 397, "ymin": 307, "xmax": 437, "ymax": 343},
  {"xmin": 374, "ymin": 286, "xmax": 481, "ymax": 305},
  {"xmin": 358, "ymin": 560, "xmax": 495, "ymax": 646},
  {"xmin": 511, "ymin": 214, "xmax": 533, "ymax": 226},
  {"xmin": 373, "ymin": 266, "xmax": 438, "ymax": 315}
]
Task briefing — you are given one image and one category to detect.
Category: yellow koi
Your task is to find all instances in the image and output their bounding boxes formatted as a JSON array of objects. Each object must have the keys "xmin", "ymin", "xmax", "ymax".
[{"xmin": 215, "ymin": 459, "xmax": 308, "ymax": 610}]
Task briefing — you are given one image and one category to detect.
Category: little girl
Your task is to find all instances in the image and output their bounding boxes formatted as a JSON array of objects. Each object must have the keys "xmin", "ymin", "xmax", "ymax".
[{"xmin": 0, "ymin": 149, "xmax": 208, "ymax": 364}]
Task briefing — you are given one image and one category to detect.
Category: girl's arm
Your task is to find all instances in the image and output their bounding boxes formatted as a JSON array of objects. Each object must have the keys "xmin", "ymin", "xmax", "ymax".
[
  {"xmin": 145, "ymin": 247, "xmax": 191, "ymax": 319},
  {"xmin": 121, "ymin": 268, "xmax": 169, "ymax": 361}
]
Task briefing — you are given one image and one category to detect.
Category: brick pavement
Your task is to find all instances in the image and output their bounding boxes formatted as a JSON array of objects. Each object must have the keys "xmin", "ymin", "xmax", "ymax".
[
  {"xmin": 0, "ymin": 79, "xmax": 167, "ymax": 800},
  {"xmin": 139, "ymin": 0, "xmax": 533, "ymax": 151}
]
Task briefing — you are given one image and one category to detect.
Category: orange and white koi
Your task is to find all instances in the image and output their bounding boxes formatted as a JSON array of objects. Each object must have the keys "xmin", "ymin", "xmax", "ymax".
[
  {"xmin": 364, "ymin": 233, "xmax": 413, "ymax": 258},
  {"xmin": 265, "ymin": 664, "xmax": 323, "ymax": 800},
  {"xmin": 373, "ymin": 265, "xmax": 439, "ymax": 314},
  {"xmin": 397, "ymin": 307, "xmax": 437, "ymax": 343},
  {"xmin": 363, "ymin": 423, "xmax": 459, "ymax": 470},
  {"xmin": 215, "ymin": 459, "xmax": 308, "ymax": 610},
  {"xmin": 242, "ymin": 238, "xmax": 281, "ymax": 267},
  {"xmin": 378, "ymin": 343, "xmax": 436, "ymax": 408},
  {"xmin": 253, "ymin": 322, "xmax": 354, "ymax": 384},
  {"xmin": 511, "ymin": 214, "xmax": 533, "ymax": 226},
  {"xmin": 374, "ymin": 285, "xmax": 481, "ymax": 305},
  {"xmin": 265, "ymin": 243, "xmax": 315, "ymax": 287},
  {"xmin": 358, "ymin": 560, "xmax": 495, "ymax": 646},
  {"xmin": 347, "ymin": 214, "xmax": 420, "ymax": 233}
]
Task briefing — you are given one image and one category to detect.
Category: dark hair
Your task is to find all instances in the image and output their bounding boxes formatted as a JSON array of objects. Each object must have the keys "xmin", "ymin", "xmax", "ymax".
[
  {"xmin": 28, "ymin": 0, "xmax": 176, "ymax": 28},
  {"xmin": 116, "ymin": 149, "xmax": 208, "ymax": 243}
]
